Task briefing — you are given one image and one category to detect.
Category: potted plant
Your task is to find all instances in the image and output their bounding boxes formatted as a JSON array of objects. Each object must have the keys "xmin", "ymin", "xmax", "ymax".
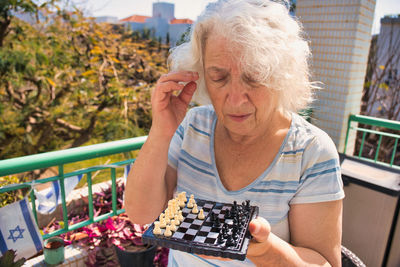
[
  {"xmin": 0, "ymin": 250, "xmax": 26, "ymax": 267},
  {"xmin": 44, "ymin": 180, "xmax": 169, "ymax": 266},
  {"xmin": 43, "ymin": 236, "xmax": 65, "ymax": 266},
  {"xmin": 113, "ymin": 222, "xmax": 157, "ymax": 267}
]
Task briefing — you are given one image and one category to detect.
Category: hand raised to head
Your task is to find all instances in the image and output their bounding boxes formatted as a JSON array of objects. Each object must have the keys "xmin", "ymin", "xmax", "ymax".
[{"xmin": 151, "ymin": 71, "xmax": 199, "ymax": 139}]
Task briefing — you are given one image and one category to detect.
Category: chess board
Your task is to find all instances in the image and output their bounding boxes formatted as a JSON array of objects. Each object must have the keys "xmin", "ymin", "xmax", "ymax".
[{"xmin": 142, "ymin": 198, "xmax": 259, "ymax": 261}]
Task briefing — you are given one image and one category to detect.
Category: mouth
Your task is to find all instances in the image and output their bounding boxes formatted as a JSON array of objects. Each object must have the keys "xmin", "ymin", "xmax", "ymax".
[{"xmin": 227, "ymin": 113, "xmax": 251, "ymax": 122}]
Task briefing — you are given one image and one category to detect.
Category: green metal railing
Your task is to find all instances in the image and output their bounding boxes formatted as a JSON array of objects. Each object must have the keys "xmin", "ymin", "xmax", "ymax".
[
  {"xmin": 0, "ymin": 136, "xmax": 147, "ymax": 239},
  {"xmin": 344, "ymin": 114, "xmax": 400, "ymax": 169}
]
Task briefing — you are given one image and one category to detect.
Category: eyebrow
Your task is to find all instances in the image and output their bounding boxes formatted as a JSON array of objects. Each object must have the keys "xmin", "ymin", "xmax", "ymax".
[{"xmin": 205, "ymin": 66, "xmax": 229, "ymax": 73}]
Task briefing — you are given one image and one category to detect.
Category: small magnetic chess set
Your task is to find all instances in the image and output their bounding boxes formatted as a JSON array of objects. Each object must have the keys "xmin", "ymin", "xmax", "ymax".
[{"xmin": 142, "ymin": 192, "xmax": 259, "ymax": 261}]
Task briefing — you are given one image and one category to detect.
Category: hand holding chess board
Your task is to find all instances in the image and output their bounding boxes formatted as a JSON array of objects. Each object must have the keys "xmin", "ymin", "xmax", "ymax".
[{"xmin": 142, "ymin": 192, "xmax": 259, "ymax": 261}]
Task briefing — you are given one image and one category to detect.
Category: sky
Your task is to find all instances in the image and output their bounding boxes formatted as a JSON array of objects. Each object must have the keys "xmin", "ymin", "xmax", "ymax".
[{"xmin": 73, "ymin": 0, "xmax": 400, "ymax": 34}]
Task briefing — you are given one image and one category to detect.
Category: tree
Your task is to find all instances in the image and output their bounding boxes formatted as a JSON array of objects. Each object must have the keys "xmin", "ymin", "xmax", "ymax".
[
  {"xmin": 356, "ymin": 16, "xmax": 400, "ymax": 165},
  {"xmin": 0, "ymin": 3, "xmax": 169, "ymax": 160},
  {"xmin": 362, "ymin": 17, "xmax": 400, "ymax": 120},
  {"xmin": 0, "ymin": 0, "xmax": 44, "ymax": 46}
]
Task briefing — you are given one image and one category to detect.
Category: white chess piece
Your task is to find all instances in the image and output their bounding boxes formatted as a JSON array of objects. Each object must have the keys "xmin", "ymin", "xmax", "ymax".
[
  {"xmin": 178, "ymin": 198, "xmax": 185, "ymax": 208},
  {"xmin": 153, "ymin": 221, "xmax": 162, "ymax": 235},
  {"xmin": 174, "ymin": 214, "xmax": 180, "ymax": 225},
  {"xmin": 170, "ymin": 220, "xmax": 177, "ymax": 232},
  {"xmin": 192, "ymin": 204, "xmax": 199, "ymax": 214},
  {"xmin": 198, "ymin": 209, "xmax": 205, "ymax": 219},
  {"xmin": 159, "ymin": 218, "xmax": 166, "ymax": 228},
  {"xmin": 187, "ymin": 199, "xmax": 194, "ymax": 208},
  {"xmin": 178, "ymin": 211, "xmax": 184, "ymax": 222},
  {"xmin": 164, "ymin": 225, "xmax": 172, "ymax": 237}
]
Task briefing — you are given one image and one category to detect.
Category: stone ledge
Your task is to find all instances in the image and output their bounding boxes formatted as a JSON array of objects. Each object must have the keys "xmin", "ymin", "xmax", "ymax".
[{"xmin": 23, "ymin": 245, "xmax": 88, "ymax": 267}]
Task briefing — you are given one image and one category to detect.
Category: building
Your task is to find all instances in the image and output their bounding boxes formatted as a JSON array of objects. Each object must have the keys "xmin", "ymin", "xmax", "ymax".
[
  {"xmin": 94, "ymin": 16, "xmax": 119, "ymax": 24},
  {"xmin": 121, "ymin": 2, "xmax": 193, "ymax": 46},
  {"xmin": 366, "ymin": 15, "xmax": 400, "ymax": 119},
  {"xmin": 296, "ymin": 0, "xmax": 376, "ymax": 153}
]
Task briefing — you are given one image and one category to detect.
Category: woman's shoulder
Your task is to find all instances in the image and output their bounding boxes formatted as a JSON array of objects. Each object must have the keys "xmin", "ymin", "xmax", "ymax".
[
  {"xmin": 184, "ymin": 105, "xmax": 216, "ymax": 129},
  {"xmin": 287, "ymin": 113, "xmax": 338, "ymax": 160}
]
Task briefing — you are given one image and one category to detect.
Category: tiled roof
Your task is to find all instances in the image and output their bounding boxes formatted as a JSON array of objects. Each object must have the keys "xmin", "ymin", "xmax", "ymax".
[
  {"xmin": 170, "ymin": 18, "xmax": 193, "ymax": 24},
  {"xmin": 120, "ymin": 15, "xmax": 150, "ymax": 23}
]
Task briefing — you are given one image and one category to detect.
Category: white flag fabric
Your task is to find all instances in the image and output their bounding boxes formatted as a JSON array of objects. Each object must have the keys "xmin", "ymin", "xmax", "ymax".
[
  {"xmin": 35, "ymin": 174, "xmax": 83, "ymax": 214},
  {"xmin": 0, "ymin": 197, "xmax": 43, "ymax": 260}
]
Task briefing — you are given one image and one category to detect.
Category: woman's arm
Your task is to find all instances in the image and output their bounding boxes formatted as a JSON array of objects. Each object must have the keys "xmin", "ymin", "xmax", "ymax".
[
  {"xmin": 248, "ymin": 200, "xmax": 342, "ymax": 267},
  {"xmin": 124, "ymin": 71, "xmax": 198, "ymax": 224}
]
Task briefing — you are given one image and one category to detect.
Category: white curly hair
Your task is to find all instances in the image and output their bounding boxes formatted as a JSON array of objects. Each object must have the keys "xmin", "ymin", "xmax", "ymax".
[{"xmin": 168, "ymin": 0, "xmax": 316, "ymax": 115}]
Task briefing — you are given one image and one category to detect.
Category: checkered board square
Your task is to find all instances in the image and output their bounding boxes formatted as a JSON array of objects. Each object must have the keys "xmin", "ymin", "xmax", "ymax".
[{"xmin": 142, "ymin": 198, "xmax": 259, "ymax": 261}]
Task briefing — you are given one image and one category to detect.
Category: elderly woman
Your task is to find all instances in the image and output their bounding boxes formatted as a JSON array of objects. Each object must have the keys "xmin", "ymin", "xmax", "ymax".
[{"xmin": 125, "ymin": 0, "xmax": 344, "ymax": 266}]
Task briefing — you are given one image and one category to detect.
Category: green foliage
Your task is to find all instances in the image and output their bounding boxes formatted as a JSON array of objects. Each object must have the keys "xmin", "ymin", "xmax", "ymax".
[
  {"xmin": 0, "ymin": 3, "xmax": 169, "ymax": 161},
  {"xmin": 0, "ymin": 250, "xmax": 26, "ymax": 267},
  {"xmin": 0, "ymin": 176, "xmax": 27, "ymax": 207}
]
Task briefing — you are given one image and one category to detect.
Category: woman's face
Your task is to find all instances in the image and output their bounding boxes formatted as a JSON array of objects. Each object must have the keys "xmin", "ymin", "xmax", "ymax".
[{"xmin": 203, "ymin": 35, "xmax": 279, "ymax": 137}]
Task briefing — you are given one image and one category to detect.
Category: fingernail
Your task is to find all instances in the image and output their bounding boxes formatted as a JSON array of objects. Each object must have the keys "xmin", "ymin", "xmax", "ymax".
[{"xmin": 252, "ymin": 222, "xmax": 260, "ymax": 235}]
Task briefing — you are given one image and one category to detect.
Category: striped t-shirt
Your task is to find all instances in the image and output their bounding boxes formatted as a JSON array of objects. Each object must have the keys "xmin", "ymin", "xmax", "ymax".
[{"xmin": 167, "ymin": 105, "xmax": 344, "ymax": 267}]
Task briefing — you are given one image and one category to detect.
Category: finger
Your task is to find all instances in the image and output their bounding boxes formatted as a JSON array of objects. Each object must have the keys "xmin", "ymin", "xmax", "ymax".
[
  {"xmin": 249, "ymin": 217, "xmax": 271, "ymax": 243},
  {"xmin": 158, "ymin": 71, "xmax": 199, "ymax": 83},
  {"xmin": 156, "ymin": 81, "xmax": 185, "ymax": 94},
  {"xmin": 178, "ymin": 81, "xmax": 197, "ymax": 105}
]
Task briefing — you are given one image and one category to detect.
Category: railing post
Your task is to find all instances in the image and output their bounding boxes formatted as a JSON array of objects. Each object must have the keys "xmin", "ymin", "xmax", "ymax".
[
  {"xmin": 30, "ymin": 189, "xmax": 38, "ymax": 225},
  {"xmin": 111, "ymin": 168, "xmax": 117, "ymax": 216},
  {"xmin": 58, "ymin": 165, "xmax": 69, "ymax": 231},
  {"xmin": 87, "ymin": 172, "xmax": 94, "ymax": 221}
]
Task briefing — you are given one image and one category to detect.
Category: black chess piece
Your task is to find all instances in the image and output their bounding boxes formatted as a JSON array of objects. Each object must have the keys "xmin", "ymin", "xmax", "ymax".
[
  {"xmin": 224, "ymin": 210, "xmax": 230, "ymax": 219},
  {"xmin": 245, "ymin": 200, "xmax": 251, "ymax": 211},
  {"xmin": 209, "ymin": 211, "xmax": 215, "ymax": 222},
  {"xmin": 214, "ymin": 217, "xmax": 221, "ymax": 227},
  {"xmin": 218, "ymin": 233, "xmax": 225, "ymax": 244},
  {"xmin": 226, "ymin": 235, "xmax": 235, "ymax": 247}
]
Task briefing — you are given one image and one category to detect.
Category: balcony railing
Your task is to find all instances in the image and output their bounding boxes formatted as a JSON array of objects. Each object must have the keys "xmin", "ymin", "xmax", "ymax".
[
  {"xmin": 344, "ymin": 114, "xmax": 400, "ymax": 169},
  {"xmin": 0, "ymin": 136, "xmax": 147, "ymax": 240},
  {"xmin": 1, "ymin": 113, "xmax": 399, "ymax": 243}
]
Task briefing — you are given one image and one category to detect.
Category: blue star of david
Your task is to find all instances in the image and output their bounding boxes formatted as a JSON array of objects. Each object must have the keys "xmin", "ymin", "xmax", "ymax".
[{"xmin": 8, "ymin": 226, "xmax": 25, "ymax": 243}]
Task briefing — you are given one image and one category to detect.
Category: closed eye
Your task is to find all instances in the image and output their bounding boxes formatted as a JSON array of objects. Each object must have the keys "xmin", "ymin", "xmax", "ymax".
[{"xmin": 242, "ymin": 73, "xmax": 261, "ymax": 86}]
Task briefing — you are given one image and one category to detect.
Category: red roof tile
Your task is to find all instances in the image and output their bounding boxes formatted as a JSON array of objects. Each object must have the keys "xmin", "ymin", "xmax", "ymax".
[
  {"xmin": 170, "ymin": 18, "xmax": 193, "ymax": 24},
  {"xmin": 120, "ymin": 15, "xmax": 150, "ymax": 23}
]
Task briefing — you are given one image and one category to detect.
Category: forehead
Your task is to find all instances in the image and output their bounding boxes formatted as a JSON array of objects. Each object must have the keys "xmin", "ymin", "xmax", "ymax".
[{"xmin": 204, "ymin": 35, "xmax": 242, "ymax": 66}]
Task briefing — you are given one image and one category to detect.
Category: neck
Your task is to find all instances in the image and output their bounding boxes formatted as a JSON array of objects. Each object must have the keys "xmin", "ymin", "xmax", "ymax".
[{"xmin": 216, "ymin": 110, "xmax": 291, "ymax": 147}]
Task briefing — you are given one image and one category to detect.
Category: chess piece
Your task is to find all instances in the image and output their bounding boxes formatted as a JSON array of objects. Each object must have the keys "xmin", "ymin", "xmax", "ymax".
[
  {"xmin": 226, "ymin": 235, "xmax": 235, "ymax": 246},
  {"xmin": 165, "ymin": 215, "xmax": 171, "ymax": 224},
  {"xmin": 178, "ymin": 211, "xmax": 184, "ymax": 222},
  {"xmin": 218, "ymin": 233, "xmax": 225, "ymax": 244},
  {"xmin": 174, "ymin": 215, "xmax": 180, "ymax": 225},
  {"xmin": 179, "ymin": 198, "xmax": 185, "ymax": 208},
  {"xmin": 170, "ymin": 220, "xmax": 177, "ymax": 231},
  {"xmin": 192, "ymin": 204, "xmax": 199, "ymax": 214},
  {"xmin": 187, "ymin": 199, "xmax": 194, "ymax": 208},
  {"xmin": 153, "ymin": 221, "xmax": 162, "ymax": 235},
  {"xmin": 245, "ymin": 200, "xmax": 251, "ymax": 211},
  {"xmin": 164, "ymin": 225, "xmax": 172, "ymax": 237},
  {"xmin": 198, "ymin": 209, "xmax": 205, "ymax": 219},
  {"xmin": 214, "ymin": 217, "xmax": 221, "ymax": 227},
  {"xmin": 209, "ymin": 212, "xmax": 215, "ymax": 222},
  {"xmin": 159, "ymin": 217, "xmax": 166, "ymax": 228}
]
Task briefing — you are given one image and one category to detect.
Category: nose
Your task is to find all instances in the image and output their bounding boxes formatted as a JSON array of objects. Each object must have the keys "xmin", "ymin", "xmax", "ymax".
[{"xmin": 226, "ymin": 83, "xmax": 248, "ymax": 107}]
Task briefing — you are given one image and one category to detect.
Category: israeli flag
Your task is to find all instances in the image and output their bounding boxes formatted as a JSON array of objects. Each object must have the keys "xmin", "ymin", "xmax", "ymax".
[
  {"xmin": 35, "ymin": 174, "xmax": 83, "ymax": 214},
  {"xmin": 0, "ymin": 198, "xmax": 43, "ymax": 260}
]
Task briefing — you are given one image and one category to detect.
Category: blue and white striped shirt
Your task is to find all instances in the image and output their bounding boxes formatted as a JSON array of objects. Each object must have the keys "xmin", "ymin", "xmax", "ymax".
[{"xmin": 168, "ymin": 105, "xmax": 344, "ymax": 266}]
